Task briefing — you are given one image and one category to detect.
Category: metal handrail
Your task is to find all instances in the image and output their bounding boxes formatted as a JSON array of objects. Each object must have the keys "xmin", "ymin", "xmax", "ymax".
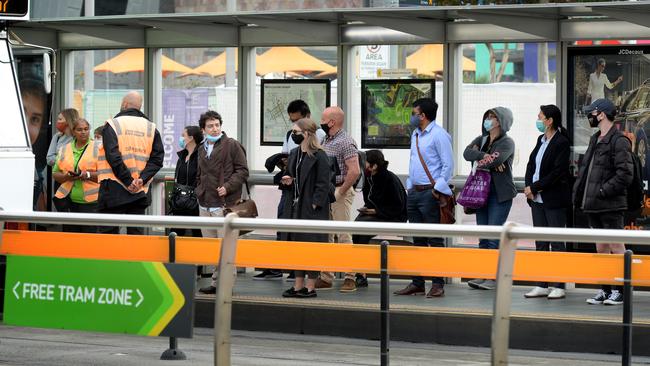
[
  {"xmin": 3, "ymin": 211, "xmax": 650, "ymax": 244},
  {"xmin": 0, "ymin": 210, "xmax": 647, "ymax": 366}
]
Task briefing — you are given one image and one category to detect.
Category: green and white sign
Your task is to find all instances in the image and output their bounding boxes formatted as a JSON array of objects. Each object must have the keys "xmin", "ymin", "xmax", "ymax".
[{"xmin": 3, "ymin": 256, "xmax": 195, "ymax": 338}]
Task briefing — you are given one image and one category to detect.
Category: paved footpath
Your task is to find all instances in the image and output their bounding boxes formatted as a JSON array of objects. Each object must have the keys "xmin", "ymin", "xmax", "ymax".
[{"xmin": 0, "ymin": 325, "xmax": 649, "ymax": 365}]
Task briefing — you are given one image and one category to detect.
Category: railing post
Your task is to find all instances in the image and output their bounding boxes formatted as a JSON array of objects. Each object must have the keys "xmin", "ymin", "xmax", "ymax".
[
  {"xmin": 214, "ymin": 213, "xmax": 239, "ymax": 366},
  {"xmin": 622, "ymin": 249, "xmax": 633, "ymax": 366},
  {"xmin": 161, "ymin": 231, "xmax": 186, "ymax": 360},
  {"xmin": 380, "ymin": 240, "xmax": 390, "ymax": 366},
  {"xmin": 491, "ymin": 222, "xmax": 518, "ymax": 366}
]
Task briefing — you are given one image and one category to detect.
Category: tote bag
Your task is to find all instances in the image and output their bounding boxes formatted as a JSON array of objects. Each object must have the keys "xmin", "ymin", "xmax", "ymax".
[{"xmin": 457, "ymin": 166, "xmax": 491, "ymax": 209}]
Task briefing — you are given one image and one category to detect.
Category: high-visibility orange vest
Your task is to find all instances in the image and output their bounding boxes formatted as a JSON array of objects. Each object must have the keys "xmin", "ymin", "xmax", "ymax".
[
  {"xmin": 97, "ymin": 116, "xmax": 155, "ymax": 194},
  {"xmin": 55, "ymin": 140, "xmax": 100, "ymax": 203}
]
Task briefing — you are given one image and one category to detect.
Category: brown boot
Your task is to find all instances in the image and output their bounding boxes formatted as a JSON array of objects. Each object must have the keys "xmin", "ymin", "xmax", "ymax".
[
  {"xmin": 393, "ymin": 283, "xmax": 425, "ymax": 296},
  {"xmin": 340, "ymin": 278, "xmax": 357, "ymax": 293}
]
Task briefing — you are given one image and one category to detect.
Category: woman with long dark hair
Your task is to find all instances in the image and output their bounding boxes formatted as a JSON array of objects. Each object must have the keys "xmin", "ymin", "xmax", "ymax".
[
  {"xmin": 169, "ymin": 125, "xmax": 203, "ymax": 237},
  {"xmin": 523, "ymin": 105, "xmax": 571, "ymax": 300},
  {"xmin": 280, "ymin": 118, "xmax": 333, "ymax": 298}
]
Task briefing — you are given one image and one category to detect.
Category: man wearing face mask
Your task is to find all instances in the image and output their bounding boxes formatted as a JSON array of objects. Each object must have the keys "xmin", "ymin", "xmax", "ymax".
[
  {"xmin": 394, "ymin": 98, "xmax": 453, "ymax": 298},
  {"xmin": 573, "ymin": 98, "xmax": 633, "ymax": 306},
  {"xmin": 196, "ymin": 110, "xmax": 249, "ymax": 294},
  {"xmin": 318, "ymin": 106, "xmax": 361, "ymax": 293}
]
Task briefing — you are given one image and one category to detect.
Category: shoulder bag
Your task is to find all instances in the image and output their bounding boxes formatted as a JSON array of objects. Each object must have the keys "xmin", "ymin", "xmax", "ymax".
[{"xmin": 415, "ymin": 133, "xmax": 456, "ymax": 224}]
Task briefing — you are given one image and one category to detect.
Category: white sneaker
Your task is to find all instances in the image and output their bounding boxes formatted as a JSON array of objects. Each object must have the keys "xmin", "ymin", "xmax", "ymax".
[
  {"xmin": 524, "ymin": 286, "xmax": 549, "ymax": 298},
  {"xmin": 603, "ymin": 290, "xmax": 624, "ymax": 305},
  {"xmin": 547, "ymin": 288, "xmax": 566, "ymax": 300}
]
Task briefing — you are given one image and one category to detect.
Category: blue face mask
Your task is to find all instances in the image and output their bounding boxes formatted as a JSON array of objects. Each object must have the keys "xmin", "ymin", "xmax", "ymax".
[
  {"xmin": 409, "ymin": 114, "xmax": 421, "ymax": 128},
  {"xmin": 178, "ymin": 138, "xmax": 186, "ymax": 149},
  {"xmin": 205, "ymin": 133, "xmax": 222, "ymax": 143},
  {"xmin": 483, "ymin": 119, "xmax": 494, "ymax": 131},
  {"xmin": 536, "ymin": 120, "xmax": 546, "ymax": 133}
]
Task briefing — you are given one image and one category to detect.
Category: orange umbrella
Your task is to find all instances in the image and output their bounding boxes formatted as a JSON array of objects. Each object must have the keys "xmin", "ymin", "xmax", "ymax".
[
  {"xmin": 186, "ymin": 51, "xmax": 238, "ymax": 77},
  {"xmin": 406, "ymin": 44, "xmax": 476, "ymax": 76},
  {"xmin": 93, "ymin": 48, "xmax": 194, "ymax": 76},
  {"xmin": 256, "ymin": 47, "xmax": 336, "ymax": 75}
]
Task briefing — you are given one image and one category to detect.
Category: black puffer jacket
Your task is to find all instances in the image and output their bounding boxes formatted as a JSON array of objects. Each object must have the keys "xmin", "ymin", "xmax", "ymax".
[{"xmin": 573, "ymin": 127, "xmax": 633, "ymax": 213}]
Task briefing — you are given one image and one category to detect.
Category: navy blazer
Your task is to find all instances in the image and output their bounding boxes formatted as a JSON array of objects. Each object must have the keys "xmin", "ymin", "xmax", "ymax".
[{"xmin": 524, "ymin": 131, "xmax": 571, "ymax": 209}]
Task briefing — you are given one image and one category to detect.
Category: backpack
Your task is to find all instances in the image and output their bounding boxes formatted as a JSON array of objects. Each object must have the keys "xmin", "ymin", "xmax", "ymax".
[
  {"xmin": 353, "ymin": 150, "xmax": 367, "ymax": 191},
  {"xmin": 610, "ymin": 133, "xmax": 644, "ymax": 213}
]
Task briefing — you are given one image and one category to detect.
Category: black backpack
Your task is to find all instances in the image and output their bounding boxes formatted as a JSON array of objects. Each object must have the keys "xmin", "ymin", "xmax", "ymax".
[
  {"xmin": 610, "ymin": 133, "xmax": 644, "ymax": 214},
  {"xmin": 353, "ymin": 150, "xmax": 367, "ymax": 191}
]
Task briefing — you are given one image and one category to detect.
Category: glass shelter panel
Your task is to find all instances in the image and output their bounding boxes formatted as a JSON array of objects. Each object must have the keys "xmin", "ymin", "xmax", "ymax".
[
  {"xmin": 70, "ymin": 49, "xmax": 146, "ymax": 133},
  {"xmin": 161, "ymin": 47, "xmax": 238, "ymax": 169},
  {"xmin": 456, "ymin": 42, "xmax": 557, "ymax": 247},
  {"xmin": 350, "ymin": 44, "xmax": 445, "ymax": 177}
]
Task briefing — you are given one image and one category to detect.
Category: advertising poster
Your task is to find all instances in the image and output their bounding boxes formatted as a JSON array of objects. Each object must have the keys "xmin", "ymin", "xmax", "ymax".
[
  {"xmin": 568, "ymin": 45, "xmax": 650, "ymax": 241},
  {"xmin": 161, "ymin": 88, "xmax": 209, "ymax": 168},
  {"xmin": 261, "ymin": 79, "xmax": 330, "ymax": 145},
  {"xmin": 361, "ymin": 79, "xmax": 435, "ymax": 148}
]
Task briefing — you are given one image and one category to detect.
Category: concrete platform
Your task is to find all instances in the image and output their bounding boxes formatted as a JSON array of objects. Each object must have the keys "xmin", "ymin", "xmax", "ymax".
[{"xmin": 194, "ymin": 273, "xmax": 650, "ymax": 357}]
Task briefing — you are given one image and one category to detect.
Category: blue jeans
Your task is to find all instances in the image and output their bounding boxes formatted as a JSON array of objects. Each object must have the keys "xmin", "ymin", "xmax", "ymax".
[
  {"xmin": 407, "ymin": 189, "xmax": 444, "ymax": 287},
  {"xmin": 476, "ymin": 189, "xmax": 513, "ymax": 249}
]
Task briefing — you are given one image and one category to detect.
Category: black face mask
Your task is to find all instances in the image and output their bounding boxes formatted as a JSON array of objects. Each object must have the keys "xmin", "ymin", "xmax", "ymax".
[
  {"xmin": 587, "ymin": 113, "xmax": 600, "ymax": 128},
  {"xmin": 291, "ymin": 133, "xmax": 304, "ymax": 145},
  {"xmin": 320, "ymin": 123, "xmax": 331, "ymax": 135}
]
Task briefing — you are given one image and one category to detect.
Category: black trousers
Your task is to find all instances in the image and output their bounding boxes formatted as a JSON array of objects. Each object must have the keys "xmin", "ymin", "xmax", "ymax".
[
  {"xmin": 62, "ymin": 201, "xmax": 98, "ymax": 233},
  {"xmin": 530, "ymin": 202, "xmax": 567, "ymax": 289},
  {"xmin": 98, "ymin": 204, "xmax": 146, "ymax": 235}
]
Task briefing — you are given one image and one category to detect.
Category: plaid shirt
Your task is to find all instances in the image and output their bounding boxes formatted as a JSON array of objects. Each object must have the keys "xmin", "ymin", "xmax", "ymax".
[{"xmin": 323, "ymin": 129, "xmax": 358, "ymax": 185}]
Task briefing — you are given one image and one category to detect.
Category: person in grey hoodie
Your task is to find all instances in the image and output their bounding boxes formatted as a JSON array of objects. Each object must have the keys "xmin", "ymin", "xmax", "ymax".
[{"xmin": 463, "ymin": 107, "xmax": 517, "ymax": 290}]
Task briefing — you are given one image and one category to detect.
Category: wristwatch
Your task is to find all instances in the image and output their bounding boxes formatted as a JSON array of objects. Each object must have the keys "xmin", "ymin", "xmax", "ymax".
[{"xmin": 85, "ymin": 171, "xmax": 91, "ymax": 180}]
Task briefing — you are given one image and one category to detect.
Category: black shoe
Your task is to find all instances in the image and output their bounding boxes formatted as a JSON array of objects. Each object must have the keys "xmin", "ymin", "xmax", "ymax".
[
  {"xmin": 295, "ymin": 287, "xmax": 317, "ymax": 298},
  {"xmin": 282, "ymin": 287, "xmax": 299, "ymax": 298},
  {"xmin": 355, "ymin": 274, "xmax": 368, "ymax": 288},
  {"xmin": 286, "ymin": 271, "xmax": 296, "ymax": 282},
  {"xmin": 253, "ymin": 270, "xmax": 283, "ymax": 281},
  {"xmin": 198, "ymin": 285, "xmax": 216, "ymax": 294}
]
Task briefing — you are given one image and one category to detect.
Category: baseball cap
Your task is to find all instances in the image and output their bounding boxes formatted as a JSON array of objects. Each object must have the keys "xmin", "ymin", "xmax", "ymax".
[{"xmin": 584, "ymin": 98, "xmax": 617, "ymax": 117}]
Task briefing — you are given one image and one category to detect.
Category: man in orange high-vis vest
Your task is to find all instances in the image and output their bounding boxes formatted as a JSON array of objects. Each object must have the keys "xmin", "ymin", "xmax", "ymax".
[{"xmin": 96, "ymin": 91, "xmax": 164, "ymax": 235}]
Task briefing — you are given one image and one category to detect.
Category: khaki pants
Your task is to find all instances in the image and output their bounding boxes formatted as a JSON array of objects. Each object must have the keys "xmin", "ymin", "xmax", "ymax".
[
  {"xmin": 200, "ymin": 207, "xmax": 224, "ymax": 287},
  {"xmin": 320, "ymin": 187, "xmax": 355, "ymax": 283}
]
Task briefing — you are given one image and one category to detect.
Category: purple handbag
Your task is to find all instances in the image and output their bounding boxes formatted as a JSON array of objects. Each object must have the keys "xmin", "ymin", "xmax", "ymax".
[{"xmin": 457, "ymin": 167, "xmax": 491, "ymax": 209}]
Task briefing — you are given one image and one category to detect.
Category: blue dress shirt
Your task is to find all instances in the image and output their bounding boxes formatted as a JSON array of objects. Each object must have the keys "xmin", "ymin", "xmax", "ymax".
[{"xmin": 407, "ymin": 121, "xmax": 454, "ymax": 196}]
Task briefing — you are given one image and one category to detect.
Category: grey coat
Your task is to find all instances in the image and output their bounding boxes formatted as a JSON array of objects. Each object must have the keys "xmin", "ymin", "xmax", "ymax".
[{"xmin": 463, "ymin": 107, "xmax": 517, "ymax": 203}]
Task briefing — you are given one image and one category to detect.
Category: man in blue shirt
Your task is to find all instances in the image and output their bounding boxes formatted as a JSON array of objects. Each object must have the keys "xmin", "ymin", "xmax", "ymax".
[{"xmin": 394, "ymin": 98, "xmax": 454, "ymax": 298}]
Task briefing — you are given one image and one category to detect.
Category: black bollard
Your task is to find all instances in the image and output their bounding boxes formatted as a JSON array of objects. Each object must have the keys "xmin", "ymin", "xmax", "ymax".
[
  {"xmin": 380, "ymin": 240, "xmax": 389, "ymax": 366},
  {"xmin": 161, "ymin": 232, "xmax": 187, "ymax": 361},
  {"xmin": 622, "ymin": 250, "xmax": 633, "ymax": 366}
]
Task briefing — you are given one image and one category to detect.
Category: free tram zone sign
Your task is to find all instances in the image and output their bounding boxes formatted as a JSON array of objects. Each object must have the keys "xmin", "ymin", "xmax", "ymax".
[{"xmin": 3, "ymin": 256, "xmax": 195, "ymax": 338}]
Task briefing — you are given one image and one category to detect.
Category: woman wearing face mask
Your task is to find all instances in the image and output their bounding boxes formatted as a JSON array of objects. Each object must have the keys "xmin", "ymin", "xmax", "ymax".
[
  {"xmin": 280, "ymin": 118, "xmax": 333, "ymax": 299},
  {"xmin": 169, "ymin": 125, "xmax": 204, "ymax": 238},
  {"xmin": 523, "ymin": 105, "xmax": 571, "ymax": 300},
  {"xmin": 463, "ymin": 107, "xmax": 516, "ymax": 290},
  {"xmin": 47, "ymin": 108, "xmax": 79, "ymax": 167}
]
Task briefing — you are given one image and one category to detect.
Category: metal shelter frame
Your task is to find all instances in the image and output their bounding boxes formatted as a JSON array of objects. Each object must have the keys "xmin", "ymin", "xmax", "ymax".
[{"xmin": 8, "ymin": 1, "xmax": 650, "ymax": 209}]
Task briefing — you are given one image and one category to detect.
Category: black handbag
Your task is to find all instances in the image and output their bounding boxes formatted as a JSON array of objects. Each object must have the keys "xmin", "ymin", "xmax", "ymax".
[{"xmin": 169, "ymin": 162, "xmax": 198, "ymax": 215}]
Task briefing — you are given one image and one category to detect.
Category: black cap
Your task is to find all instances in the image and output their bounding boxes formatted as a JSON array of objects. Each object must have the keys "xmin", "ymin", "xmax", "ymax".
[{"xmin": 584, "ymin": 98, "xmax": 617, "ymax": 117}]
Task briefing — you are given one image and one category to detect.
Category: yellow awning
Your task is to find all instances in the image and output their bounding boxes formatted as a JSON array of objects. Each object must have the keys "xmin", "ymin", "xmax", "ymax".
[
  {"xmin": 406, "ymin": 44, "xmax": 476, "ymax": 76},
  {"xmin": 93, "ymin": 49, "xmax": 194, "ymax": 76},
  {"xmin": 186, "ymin": 51, "xmax": 238, "ymax": 77},
  {"xmin": 256, "ymin": 47, "xmax": 336, "ymax": 75}
]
